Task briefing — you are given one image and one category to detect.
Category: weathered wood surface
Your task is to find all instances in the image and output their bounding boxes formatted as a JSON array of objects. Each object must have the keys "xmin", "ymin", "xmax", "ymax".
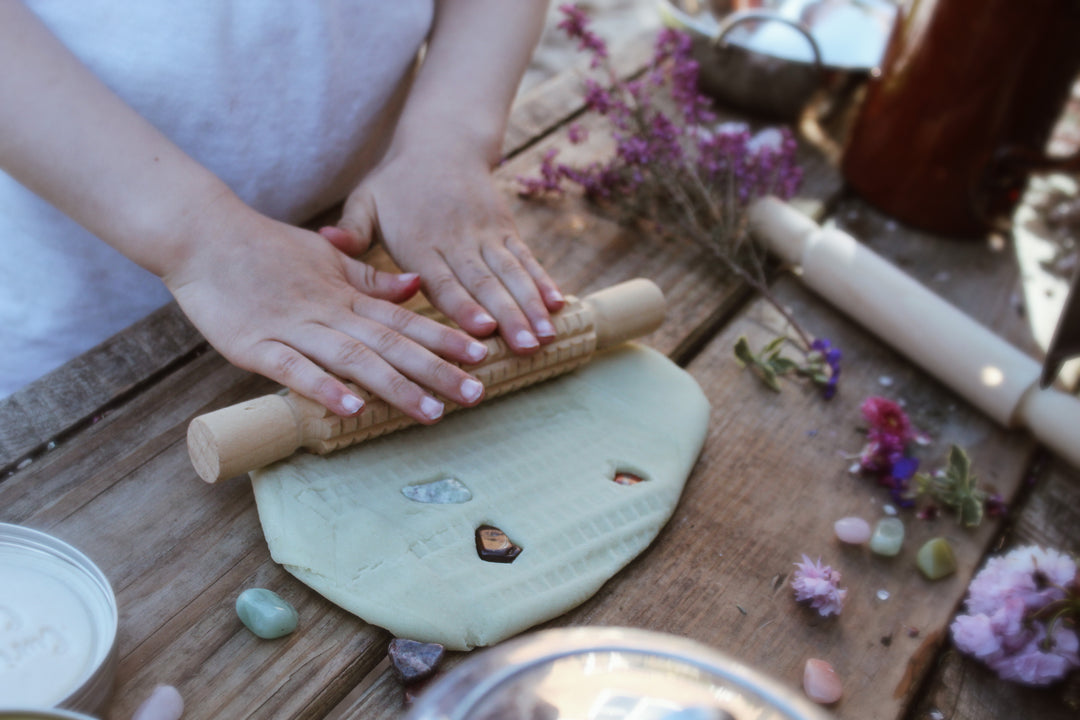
[
  {"xmin": 0, "ymin": 25, "xmax": 787, "ymax": 720},
  {"xmin": 0, "ymin": 304, "xmax": 204, "ymax": 472},
  {"xmin": 2, "ymin": 16, "xmax": 1078, "ymax": 720}
]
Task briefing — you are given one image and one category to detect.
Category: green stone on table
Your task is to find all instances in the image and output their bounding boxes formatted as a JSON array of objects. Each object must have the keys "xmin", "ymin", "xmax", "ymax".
[
  {"xmin": 916, "ymin": 537, "xmax": 957, "ymax": 580},
  {"xmin": 236, "ymin": 588, "xmax": 299, "ymax": 639},
  {"xmin": 869, "ymin": 517, "xmax": 905, "ymax": 557}
]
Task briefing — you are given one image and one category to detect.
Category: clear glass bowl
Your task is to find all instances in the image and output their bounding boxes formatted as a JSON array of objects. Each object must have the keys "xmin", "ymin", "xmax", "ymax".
[{"xmin": 405, "ymin": 627, "xmax": 832, "ymax": 720}]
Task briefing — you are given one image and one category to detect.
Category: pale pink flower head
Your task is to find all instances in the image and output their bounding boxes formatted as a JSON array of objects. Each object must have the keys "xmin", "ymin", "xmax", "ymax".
[
  {"xmin": 792, "ymin": 555, "xmax": 847, "ymax": 617},
  {"xmin": 950, "ymin": 613, "xmax": 1001, "ymax": 658},
  {"xmin": 951, "ymin": 545, "xmax": 1080, "ymax": 685},
  {"xmin": 988, "ymin": 623, "xmax": 1080, "ymax": 686}
]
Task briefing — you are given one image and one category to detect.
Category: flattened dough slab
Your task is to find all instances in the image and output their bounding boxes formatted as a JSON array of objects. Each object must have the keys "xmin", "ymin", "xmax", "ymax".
[{"xmin": 251, "ymin": 344, "xmax": 710, "ymax": 650}]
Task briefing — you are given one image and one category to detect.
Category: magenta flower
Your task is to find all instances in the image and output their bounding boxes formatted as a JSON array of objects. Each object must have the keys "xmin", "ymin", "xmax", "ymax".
[
  {"xmin": 951, "ymin": 545, "xmax": 1080, "ymax": 685},
  {"xmin": 855, "ymin": 396, "xmax": 923, "ymax": 505},
  {"xmin": 861, "ymin": 396, "xmax": 913, "ymax": 441},
  {"xmin": 792, "ymin": 555, "xmax": 847, "ymax": 617}
]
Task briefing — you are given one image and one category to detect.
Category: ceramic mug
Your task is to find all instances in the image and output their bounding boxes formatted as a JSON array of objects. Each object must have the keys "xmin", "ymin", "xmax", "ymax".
[{"xmin": 841, "ymin": 0, "xmax": 1080, "ymax": 237}]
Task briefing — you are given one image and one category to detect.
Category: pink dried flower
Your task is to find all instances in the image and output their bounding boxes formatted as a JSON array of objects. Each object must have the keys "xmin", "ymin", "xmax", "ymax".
[
  {"xmin": 855, "ymin": 396, "xmax": 923, "ymax": 506},
  {"xmin": 861, "ymin": 396, "xmax": 913, "ymax": 441},
  {"xmin": 951, "ymin": 545, "xmax": 1080, "ymax": 685},
  {"xmin": 792, "ymin": 555, "xmax": 847, "ymax": 617}
]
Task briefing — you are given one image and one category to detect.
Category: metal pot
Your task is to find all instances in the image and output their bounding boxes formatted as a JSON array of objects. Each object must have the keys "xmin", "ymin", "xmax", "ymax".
[{"xmin": 657, "ymin": 0, "xmax": 897, "ymax": 120}]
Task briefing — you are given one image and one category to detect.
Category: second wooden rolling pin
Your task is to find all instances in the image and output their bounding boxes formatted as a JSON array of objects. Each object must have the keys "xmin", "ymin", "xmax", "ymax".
[
  {"xmin": 187, "ymin": 278, "xmax": 665, "ymax": 483},
  {"xmin": 749, "ymin": 197, "xmax": 1080, "ymax": 469}
]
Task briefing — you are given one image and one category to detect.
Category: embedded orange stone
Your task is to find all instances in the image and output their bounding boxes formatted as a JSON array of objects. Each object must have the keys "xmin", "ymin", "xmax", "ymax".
[
  {"xmin": 612, "ymin": 472, "xmax": 644, "ymax": 486},
  {"xmin": 475, "ymin": 525, "xmax": 522, "ymax": 563}
]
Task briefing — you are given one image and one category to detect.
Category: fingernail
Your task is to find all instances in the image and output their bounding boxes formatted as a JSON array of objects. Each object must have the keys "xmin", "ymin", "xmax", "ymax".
[
  {"xmin": 420, "ymin": 396, "xmax": 444, "ymax": 420},
  {"xmin": 515, "ymin": 330, "xmax": 539, "ymax": 349},
  {"xmin": 396, "ymin": 272, "xmax": 420, "ymax": 284},
  {"xmin": 341, "ymin": 394, "xmax": 365, "ymax": 415},
  {"xmin": 535, "ymin": 319, "xmax": 556, "ymax": 339},
  {"xmin": 460, "ymin": 378, "xmax": 484, "ymax": 403},
  {"xmin": 473, "ymin": 311, "xmax": 497, "ymax": 328},
  {"xmin": 548, "ymin": 289, "xmax": 565, "ymax": 304},
  {"xmin": 466, "ymin": 341, "xmax": 488, "ymax": 362}
]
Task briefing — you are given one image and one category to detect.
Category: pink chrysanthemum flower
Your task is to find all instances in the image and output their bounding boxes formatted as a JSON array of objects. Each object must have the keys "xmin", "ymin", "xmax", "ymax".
[
  {"xmin": 951, "ymin": 545, "xmax": 1080, "ymax": 686},
  {"xmin": 861, "ymin": 395, "xmax": 913, "ymax": 441},
  {"xmin": 792, "ymin": 555, "xmax": 847, "ymax": 617}
]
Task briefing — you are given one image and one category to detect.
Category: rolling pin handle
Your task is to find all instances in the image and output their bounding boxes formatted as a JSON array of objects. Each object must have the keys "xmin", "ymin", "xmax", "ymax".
[
  {"xmin": 747, "ymin": 196, "xmax": 817, "ymax": 266},
  {"xmin": 187, "ymin": 394, "xmax": 304, "ymax": 483},
  {"xmin": 583, "ymin": 278, "xmax": 666, "ymax": 350},
  {"xmin": 1013, "ymin": 384, "xmax": 1080, "ymax": 469}
]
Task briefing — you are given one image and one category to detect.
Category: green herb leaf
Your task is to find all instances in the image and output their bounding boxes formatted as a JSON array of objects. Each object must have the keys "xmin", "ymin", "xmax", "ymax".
[{"xmin": 733, "ymin": 336, "xmax": 754, "ymax": 367}]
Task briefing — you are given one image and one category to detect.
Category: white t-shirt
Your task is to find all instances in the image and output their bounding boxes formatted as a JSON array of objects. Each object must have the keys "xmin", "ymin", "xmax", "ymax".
[{"xmin": 0, "ymin": 0, "xmax": 435, "ymax": 396}]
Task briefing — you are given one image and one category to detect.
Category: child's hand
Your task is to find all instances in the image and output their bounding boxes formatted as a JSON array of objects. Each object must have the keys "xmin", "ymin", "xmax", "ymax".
[
  {"xmin": 163, "ymin": 197, "xmax": 488, "ymax": 421},
  {"xmin": 320, "ymin": 136, "xmax": 564, "ymax": 354}
]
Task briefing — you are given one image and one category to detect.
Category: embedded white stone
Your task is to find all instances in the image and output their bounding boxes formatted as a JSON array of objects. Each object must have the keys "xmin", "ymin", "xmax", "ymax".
[{"xmin": 401, "ymin": 477, "xmax": 472, "ymax": 504}]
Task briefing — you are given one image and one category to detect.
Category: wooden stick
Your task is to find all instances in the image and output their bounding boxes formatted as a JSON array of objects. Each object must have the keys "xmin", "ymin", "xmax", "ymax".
[
  {"xmin": 749, "ymin": 197, "xmax": 1080, "ymax": 468},
  {"xmin": 187, "ymin": 278, "xmax": 665, "ymax": 483}
]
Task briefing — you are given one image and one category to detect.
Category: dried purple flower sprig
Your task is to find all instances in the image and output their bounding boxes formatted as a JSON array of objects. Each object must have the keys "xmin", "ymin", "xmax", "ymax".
[{"xmin": 521, "ymin": 5, "xmax": 837, "ymax": 398}]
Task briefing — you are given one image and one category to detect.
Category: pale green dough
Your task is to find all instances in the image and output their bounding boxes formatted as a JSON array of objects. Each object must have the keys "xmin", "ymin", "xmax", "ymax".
[{"xmin": 251, "ymin": 343, "xmax": 710, "ymax": 650}]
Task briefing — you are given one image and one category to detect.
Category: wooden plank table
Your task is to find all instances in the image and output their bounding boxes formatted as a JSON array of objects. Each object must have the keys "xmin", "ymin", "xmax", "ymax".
[{"xmin": 3, "ymin": 21, "xmax": 1078, "ymax": 720}]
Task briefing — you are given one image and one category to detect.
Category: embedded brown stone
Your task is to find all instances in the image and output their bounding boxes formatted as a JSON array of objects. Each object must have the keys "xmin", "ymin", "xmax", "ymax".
[{"xmin": 475, "ymin": 525, "xmax": 522, "ymax": 563}]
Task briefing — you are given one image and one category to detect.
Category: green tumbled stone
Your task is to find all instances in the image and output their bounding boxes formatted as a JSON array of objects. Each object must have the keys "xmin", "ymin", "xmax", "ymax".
[
  {"xmin": 916, "ymin": 537, "xmax": 957, "ymax": 580},
  {"xmin": 236, "ymin": 588, "xmax": 299, "ymax": 639},
  {"xmin": 869, "ymin": 517, "xmax": 905, "ymax": 557}
]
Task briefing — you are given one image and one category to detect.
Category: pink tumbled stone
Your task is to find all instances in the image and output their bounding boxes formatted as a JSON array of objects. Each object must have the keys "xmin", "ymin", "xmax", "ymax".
[
  {"xmin": 834, "ymin": 516, "xmax": 871, "ymax": 544},
  {"xmin": 131, "ymin": 685, "xmax": 184, "ymax": 720},
  {"xmin": 803, "ymin": 658, "xmax": 843, "ymax": 704}
]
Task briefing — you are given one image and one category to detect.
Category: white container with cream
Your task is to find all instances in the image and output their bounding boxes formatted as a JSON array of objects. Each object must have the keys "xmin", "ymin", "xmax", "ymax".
[{"xmin": 0, "ymin": 523, "xmax": 117, "ymax": 714}]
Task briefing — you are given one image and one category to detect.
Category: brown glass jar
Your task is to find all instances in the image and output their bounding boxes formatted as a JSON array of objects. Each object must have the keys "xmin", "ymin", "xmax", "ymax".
[{"xmin": 841, "ymin": 0, "xmax": 1080, "ymax": 237}]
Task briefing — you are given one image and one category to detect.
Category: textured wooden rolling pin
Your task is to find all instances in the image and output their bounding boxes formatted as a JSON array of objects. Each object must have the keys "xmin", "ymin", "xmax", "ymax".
[
  {"xmin": 749, "ymin": 197, "xmax": 1080, "ymax": 469},
  {"xmin": 187, "ymin": 278, "xmax": 665, "ymax": 483}
]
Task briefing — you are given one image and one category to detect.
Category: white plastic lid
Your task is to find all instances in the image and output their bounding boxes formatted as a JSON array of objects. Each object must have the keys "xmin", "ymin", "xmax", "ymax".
[{"xmin": 0, "ymin": 524, "xmax": 117, "ymax": 709}]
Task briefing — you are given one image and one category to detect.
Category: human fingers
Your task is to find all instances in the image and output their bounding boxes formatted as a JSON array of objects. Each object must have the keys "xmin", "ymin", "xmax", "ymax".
[
  {"xmin": 242, "ymin": 339, "xmax": 369, "ymax": 418},
  {"xmin": 322, "ymin": 187, "xmax": 379, "ymax": 256},
  {"xmin": 349, "ymin": 289, "xmax": 490, "ymax": 370},
  {"xmin": 293, "ymin": 319, "xmax": 483, "ymax": 422},
  {"xmin": 407, "ymin": 252, "xmax": 502, "ymax": 339},
  {"xmin": 505, "ymin": 234, "xmax": 565, "ymax": 312},
  {"xmin": 476, "ymin": 235, "xmax": 559, "ymax": 343},
  {"xmin": 338, "ymin": 257, "xmax": 423, "ymax": 304}
]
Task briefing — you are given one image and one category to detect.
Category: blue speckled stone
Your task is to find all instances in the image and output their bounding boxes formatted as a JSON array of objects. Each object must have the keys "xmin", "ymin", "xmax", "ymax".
[
  {"xmin": 236, "ymin": 588, "xmax": 298, "ymax": 639},
  {"xmin": 869, "ymin": 517, "xmax": 905, "ymax": 557}
]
